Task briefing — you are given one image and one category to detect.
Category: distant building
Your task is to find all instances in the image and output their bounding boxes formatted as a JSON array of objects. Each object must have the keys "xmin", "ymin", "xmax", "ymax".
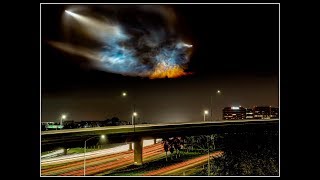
[
  {"xmin": 41, "ymin": 122, "xmax": 55, "ymax": 126},
  {"xmin": 253, "ymin": 106, "xmax": 272, "ymax": 119},
  {"xmin": 41, "ymin": 122, "xmax": 55, "ymax": 131},
  {"xmin": 245, "ymin": 108, "xmax": 254, "ymax": 119},
  {"xmin": 270, "ymin": 107, "xmax": 279, "ymax": 119},
  {"xmin": 222, "ymin": 106, "xmax": 279, "ymax": 120},
  {"xmin": 223, "ymin": 106, "xmax": 246, "ymax": 120}
]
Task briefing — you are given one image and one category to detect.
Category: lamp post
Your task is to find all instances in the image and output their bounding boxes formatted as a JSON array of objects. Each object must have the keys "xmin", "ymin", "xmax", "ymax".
[
  {"xmin": 204, "ymin": 110, "xmax": 209, "ymax": 122},
  {"xmin": 84, "ymin": 135, "xmax": 105, "ymax": 176},
  {"xmin": 59, "ymin": 114, "xmax": 66, "ymax": 130},
  {"xmin": 210, "ymin": 90, "xmax": 222, "ymax": 121},
  {"xmin": 216, "ymin": 90, "xmax": 221, "ymax": 120},
  {"xmin": 207, "ymin": 137, "xmax": 210, "ymax": 176},
  {"xmin": 122, "ymin": 91, "xmax": 138, "ymax": 126},
  {"xmin": 132, "ymin": 112, "xmax": 138, "ymax": 132}
]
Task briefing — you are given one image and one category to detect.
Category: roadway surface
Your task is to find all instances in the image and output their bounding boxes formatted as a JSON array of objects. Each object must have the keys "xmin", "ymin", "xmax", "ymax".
[
  {"xmin": 42, "ymin": 119, "xmax": 279, "ymax": 152},
  {"xmin": 41, "ymin": 139, "xmax": 161, "ymax": 166},
  {"xmin": 143, "ymin": 151, "xmax": 224, "ymax": 176},
  {"xmin": 42, "ymin": 119, "xmax": 278, "ymax": 136},
  {"xmin": 41, "ymin": 142, "xmax": 165, "ymax": 176},
  {"xmin": 42, "ymin": 142, "xmax": 224, "ymax": 176}
]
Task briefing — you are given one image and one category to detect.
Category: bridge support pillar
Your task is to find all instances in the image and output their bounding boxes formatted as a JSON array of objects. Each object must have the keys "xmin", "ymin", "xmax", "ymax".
[
  {"xmin": 154, "ymin": 139, "xmax": 157, "ymax": 144},
  {"xmin": 129, "ymin": 143, "xmax": 133, "ymax": 150},
  {"xmin": 134, "ymin": 137, "xmax": 143, "ymax": 165},
  {"xmin": 63, "ymin": 148, "xmax": 67, "ymax": 155}
]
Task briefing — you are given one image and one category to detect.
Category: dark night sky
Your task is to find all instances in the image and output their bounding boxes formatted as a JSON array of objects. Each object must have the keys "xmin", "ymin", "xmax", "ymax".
[{"xmin": 41, "ymin": 4, "xmax": 279, "ymax": 123}]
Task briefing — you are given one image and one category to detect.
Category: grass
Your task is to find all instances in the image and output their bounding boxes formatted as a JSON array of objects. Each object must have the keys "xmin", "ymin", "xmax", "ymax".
[
  {"xmin": 67, "ymin": 147, "xmax": 97, "ymax": 154},
  {"xmin": 105, "ymin": 151, "xmax": 204, "ymax": 176},
  {"xmin": 41, "ymin": 147, "xmax": 103, "ymax": 157},
  {"xmin": 41, "ymin": 150, "xmax": 55, "ymax": 156}
]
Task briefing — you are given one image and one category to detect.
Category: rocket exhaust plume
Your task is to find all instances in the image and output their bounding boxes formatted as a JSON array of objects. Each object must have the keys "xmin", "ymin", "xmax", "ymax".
[{"xmin": 49, "ymin": 5, "xmax": 193, "ymax": 79}]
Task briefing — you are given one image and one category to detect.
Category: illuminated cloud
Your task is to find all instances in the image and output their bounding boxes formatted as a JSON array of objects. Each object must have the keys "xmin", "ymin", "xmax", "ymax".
[{"xmin": 50, "ymin": 5, "xmax": 193, "ymax": 79}]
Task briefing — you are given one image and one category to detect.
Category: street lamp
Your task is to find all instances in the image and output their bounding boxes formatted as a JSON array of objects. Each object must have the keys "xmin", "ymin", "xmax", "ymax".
[
  {"xmin": 204, "ymin": 110, "xmax": 209, "ymax": 122},
  {"xmin": 122, "ymin": 90, "xmax": 138, "ymax": 127},
  {"xmin": 60, "ymin": 114, "xmax": 66, "ymax": 129},
  {"xmin": 132, "ymin": 112, "xmax": 138, "ymax": 132},
  {"xmin": 84, "ymin": 135, "xmax": 105, "ymax": 176},
  {"xmin": 210, "ymin": 90, "xmax": 222, "ymax": 121}
]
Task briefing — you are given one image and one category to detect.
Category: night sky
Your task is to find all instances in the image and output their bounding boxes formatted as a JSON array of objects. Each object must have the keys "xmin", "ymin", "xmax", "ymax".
[{"xmin": 41, "ymin": 4, "xmax": 279, "ymax": 123}]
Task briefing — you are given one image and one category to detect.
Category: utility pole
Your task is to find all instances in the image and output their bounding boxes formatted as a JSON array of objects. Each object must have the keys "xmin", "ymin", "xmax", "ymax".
[
  {"xmin": 133, "ymin": 104, "xmax": 136, "ymax": 132},
  {"xmin": 210, "ymin": 95, "xmax": 213, "ymax": 121},
  {"xmin": 207, "ymin": 136, "xmax": 210, "ymax": 176}
]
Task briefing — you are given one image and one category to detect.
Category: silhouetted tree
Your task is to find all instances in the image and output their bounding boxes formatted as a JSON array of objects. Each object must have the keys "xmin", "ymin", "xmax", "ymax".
[
  {"xmin": 111, "ymin": 117, "xmax": 120, "ymax": 125},
  {"xmin": 169, "ymin": 145, "xmax": 175, "ymax": 160},
  {"xmin": 173, "ymin": 137, "xmax": 182, "ymax": 158},
  {"xmin": 163, "ymin": 140, "xmax": 169, "ymax": 161}
]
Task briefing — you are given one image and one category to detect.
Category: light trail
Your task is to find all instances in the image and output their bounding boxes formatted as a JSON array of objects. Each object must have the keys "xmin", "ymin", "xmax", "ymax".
[
  {"xmin": 41, "ymin": 140, "xmax": 164, "ymax": 176},
  {"xmin": 42, "ymin": 139, "xmax": 161, "ymax": 165},
  {"xmin": 143, "ymin": 151, "xmax": 224, "ymax": 176}
]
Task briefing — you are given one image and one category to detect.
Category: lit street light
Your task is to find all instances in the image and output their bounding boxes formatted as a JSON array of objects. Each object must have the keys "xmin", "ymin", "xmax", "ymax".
[
  {"xmin": 132, "ymin": 112, "xmax": 138, "ymax": 132},
  {"xmin": 210, "ymin": 90, "xmax": 222, "ymax": 121},
  {"xmin": 204, "ymin": 110, "xmax": 209, "ymax": 122},
  {"xmin": 60, "ymin": 114, "xmax": 67, "ymax": 129},
  {"xmin": 84, "ymin": 135, "xmax": 105, "ymax": 176},
  {"xmin": 122, "ymin": 91, "xmax": 137, "ymax": 126}
]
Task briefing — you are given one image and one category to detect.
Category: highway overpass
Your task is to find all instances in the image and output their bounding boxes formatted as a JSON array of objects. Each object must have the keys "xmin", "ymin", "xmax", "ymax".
[{"xmin": 41, "ymin": 119, "xmax": 278, "ymax": 165}]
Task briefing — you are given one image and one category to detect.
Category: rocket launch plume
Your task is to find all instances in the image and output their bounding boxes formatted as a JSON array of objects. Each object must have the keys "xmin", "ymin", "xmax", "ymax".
[{"xmin": 49, "ymin": 5, "xmax": 193, "ymax": 79}]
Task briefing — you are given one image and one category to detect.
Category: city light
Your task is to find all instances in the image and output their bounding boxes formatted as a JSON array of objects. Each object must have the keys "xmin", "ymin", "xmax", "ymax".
[
  {"xmin": 122, "ymin": 92, "xmax": 127, "ymax": 97},
  {"xmin": 133, "ymin": 112, "xmax": 138, "ymax": 117},
  {"xmin": 204, "ymin": 110, "xmax": 209, "ymax": 122},
  {"xmin": 231, "ymin": 107, "xmax": 239, "ymax": 110},
  {"xmin": 217, "ymin": 90, "xmax": 221, "ymax": 94},
  {"xmin": 60, "ymin": 114, "xmax": 67, "ymax": 127},
  {"xmin": 84, "ymin": 135, "xmax": 106, "ymax": 176}
]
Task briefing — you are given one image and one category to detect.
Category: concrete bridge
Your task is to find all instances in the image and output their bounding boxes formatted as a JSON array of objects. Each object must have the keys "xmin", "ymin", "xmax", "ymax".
[{"xmin": 41, "ymin": 119, "xmax": 279, "ymax": 165}]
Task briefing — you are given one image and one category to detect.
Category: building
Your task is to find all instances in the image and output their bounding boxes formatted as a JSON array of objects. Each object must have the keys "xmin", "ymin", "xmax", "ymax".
[
  {"xmin": 41, "ymin": 122, "xmax": 55, "ymax": 126},
  {"xmin": 270, "ymin": 107, "xmax": 279, "ymax": 119},
  {"xmin": 253, "ymin": 106, "xmax": 272, "ymax": 119},
  {"xmin": 245, "ymin": 108, "xmax": 254, "ymax": 119},
  {"xmin": 41, "ymin": 122, "xmax": 55, "ymax": 131},
  {"xmin": 223, "ymin": 106, "xmax": 246, "ymax": 120},
  {"xmin": 222, "ymin": 106, "xmax": 279, "ymax": 120}
]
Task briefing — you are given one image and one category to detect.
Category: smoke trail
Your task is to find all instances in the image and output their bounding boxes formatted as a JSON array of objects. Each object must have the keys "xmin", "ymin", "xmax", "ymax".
[{"xmin": 50, "ymin": 5, "xmax": 193, "ymax": 79}]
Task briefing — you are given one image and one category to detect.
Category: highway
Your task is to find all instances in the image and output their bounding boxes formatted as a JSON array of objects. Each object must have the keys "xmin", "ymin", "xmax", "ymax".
[
  {"xmin": 41, "ymin": 119, "xmax": 278, "ymax": 152},
  {"xmin": 42, "ymin": 142, "xmax": 224, "ymax": 176},
  {"xmin": 143, "ymin": 151, "xmax": 224, "ymax": 176},
  {"xmin": 42, "ymin": 139, "xmax": 161, "ymax": 166},
  {"xmin": 42, "ymin": 119, "xmax": 278, "ymax": 135},
  {"xmin": 41, "ymin": 142, "xmax": 165, "ymax": 176}
]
